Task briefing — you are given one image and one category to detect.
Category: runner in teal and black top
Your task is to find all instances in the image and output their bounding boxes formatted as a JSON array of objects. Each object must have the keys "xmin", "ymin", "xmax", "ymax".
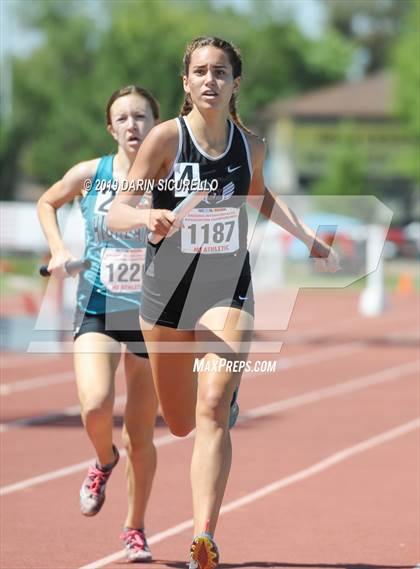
[
  {"xmin": 37, "ymin": 85, "xmax": 160, "ymax": 562},
  {"xmin": 77, "ymin": 153, "xmax": 148, "ymax": 316}
]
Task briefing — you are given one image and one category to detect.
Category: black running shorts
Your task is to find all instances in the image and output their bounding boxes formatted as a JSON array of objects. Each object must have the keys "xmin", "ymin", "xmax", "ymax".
[
  {"xmin": 73, "ymin": 309, "xmax": 148, "ymax": 358},
  {"xmin": 140, "ymin": 275, "xmax": 254, "ymax": 330}
]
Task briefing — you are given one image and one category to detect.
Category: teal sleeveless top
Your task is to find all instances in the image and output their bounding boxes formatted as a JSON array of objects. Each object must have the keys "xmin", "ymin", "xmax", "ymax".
[{"xmin": 76, "ymin": 155, "xmax": 147, "ymax": 314}]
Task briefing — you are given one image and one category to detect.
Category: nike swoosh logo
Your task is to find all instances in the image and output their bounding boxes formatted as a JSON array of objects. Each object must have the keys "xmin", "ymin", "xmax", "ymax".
[
  {"xmin": 238, "ymin": 295, "xmax": 248, "ymax": 301},
  {"xmin": 227, "ymin": 165, "xmax": 242, "ymax": 173}
]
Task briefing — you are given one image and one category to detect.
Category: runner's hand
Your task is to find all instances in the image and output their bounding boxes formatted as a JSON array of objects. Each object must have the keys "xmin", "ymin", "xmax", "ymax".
[
  {"xmin": 314, "ymin": 248, "xmax": 340, "ymax": 273},
  {"xmin": 47, "ymin": 249, "xmax": 77, "ymax": 278},
  {"xmin": 308, "ymin": 238, "xmax": 340, "ymax": 274},
  {"xmin": 145, "ymin": 209, "xmax": 176, "ymax": 236}
]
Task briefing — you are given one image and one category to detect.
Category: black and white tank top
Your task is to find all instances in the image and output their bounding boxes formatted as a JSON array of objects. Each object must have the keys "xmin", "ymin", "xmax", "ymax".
[{"xmin": 147, "ymin": 115, "xmax": 253, "ymax": 283}]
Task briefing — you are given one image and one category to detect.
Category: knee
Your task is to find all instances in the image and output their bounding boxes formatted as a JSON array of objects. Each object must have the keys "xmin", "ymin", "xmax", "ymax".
[
  {"xmin": 166, "ymin": 418, "xmax": 195, "ymax": 438},
  {"xmin": 122, "ymin": 429, "xmax": 154, "ymax": 455},
  {"xmin": 81, "ymin": 397, "xmax": 112, "ymax": 423},
  {"xmin": 196, "ymin": 389, "xmax": 227, "ymax": 425}
]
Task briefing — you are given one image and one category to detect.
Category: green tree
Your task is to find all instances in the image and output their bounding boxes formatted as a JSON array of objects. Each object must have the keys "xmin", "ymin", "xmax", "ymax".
[
  {"xmin": 391, "ymin": 0, "xmax": 420, "ymax": 181},
  {"xmin": 322, "ymin": 0, "xmax": 411, "ymax": 73},
  {"xmin": 311, "ymin": 122, "xmax": 372, "ymax": 219},
  {"xmin": 312, "ymin": 122, "xmax": 367, "ymax": 196},
  {"xmin": 11, "ymin": 1, "xmax": 105, "ymax": 184},
  {"xmin": 6, "ymin": 0, "xmax": 353, "ymax": 193},
  {"xmin": 0, "ymin": 123, "xmax": 24, "ymax": 200}
]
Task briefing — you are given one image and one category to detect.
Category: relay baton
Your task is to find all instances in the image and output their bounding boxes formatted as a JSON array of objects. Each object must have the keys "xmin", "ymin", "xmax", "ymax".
[
  {"xmin": 39, "ymin": 259, "xmax": 91, "ymax": 277},
  {"xmin": 148, "ymin": 189, "xmax": 210, "ymax": 245}
]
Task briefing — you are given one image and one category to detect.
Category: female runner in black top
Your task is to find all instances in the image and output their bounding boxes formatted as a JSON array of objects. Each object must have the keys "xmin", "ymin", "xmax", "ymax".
[{"xmin": 108, "ymin": 36, "xmax": 339, "ymax": 569}]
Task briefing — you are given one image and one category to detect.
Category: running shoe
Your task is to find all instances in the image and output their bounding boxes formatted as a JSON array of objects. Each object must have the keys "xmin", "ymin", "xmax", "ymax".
[
  {"xmin": 229, "ymin": 387, "xmax": 239, "ymax": 429},
  {"xmin": 120, "ymin": 528, "xmax": 152, "ymax": 562},
  {"xmin": 188, "ymin": 533, "xmax": 219, "ymax": 569},
  {"xmin": 79, "ymin": 445, "xmax": 119, "ymax": 516}
]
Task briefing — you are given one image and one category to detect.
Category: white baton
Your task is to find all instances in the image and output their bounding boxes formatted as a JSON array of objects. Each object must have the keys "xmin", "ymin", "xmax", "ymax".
[{"xmin": 148, "ymin": 189, "xmax": 210, "ymax": 245}]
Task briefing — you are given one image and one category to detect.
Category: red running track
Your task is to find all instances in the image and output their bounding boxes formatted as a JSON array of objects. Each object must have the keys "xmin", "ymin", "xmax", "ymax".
[{"xmin": 0, "ymin": 290, "xmax": 419, "ymax": 569}]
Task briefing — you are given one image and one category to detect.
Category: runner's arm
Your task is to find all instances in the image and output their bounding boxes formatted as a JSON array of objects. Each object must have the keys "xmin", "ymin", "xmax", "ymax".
[
  {"xmin": 247, "ymin": 136, "xmax": 339, "ymax": 270},
  {"xmin": 37, "ymin": 160, "xmax": 98, "ymax": 275},
  {"xmin": 107, "ymin": 122, "xmax": 177, "ymax": 234}
]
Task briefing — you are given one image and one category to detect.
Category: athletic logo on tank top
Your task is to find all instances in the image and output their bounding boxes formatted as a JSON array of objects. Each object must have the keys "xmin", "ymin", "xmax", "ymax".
[{"xmin": 204, "ymin": 181, "xmax": 235, "ymax": 205}]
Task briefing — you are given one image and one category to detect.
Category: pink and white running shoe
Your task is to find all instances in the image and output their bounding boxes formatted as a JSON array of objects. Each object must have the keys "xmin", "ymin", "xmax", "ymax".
[
  {"xmin": 120, "ymin": 528, "xmax": 152, "ymax": 562},
  {"xmin": 79, "ymin": 445, "xmax": 119, "ymax": 516}
]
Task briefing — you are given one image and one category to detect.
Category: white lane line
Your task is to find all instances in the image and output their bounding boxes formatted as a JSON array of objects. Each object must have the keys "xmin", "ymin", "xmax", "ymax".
[
  {"xmin": 279, "ymin": 313, "xmax": 419, "ymax": 343},
  {"xmin": 240, "ymin": 360, "xmax": 419, "ymax": 422},
  {"xmin": 269, "ymin": 340, "xmax": 361, "ymax": 371},
  {"xmin": 0, "ymin": 371, "xmax": 74, "ymax": 396},
  {"xmin": 1, "ymin": 345, "xmax": 404, "ymax": 434},
  {"xmin": 0, "ymin": 430, "xmax": 192, "ymax": 497},
  {"xmin": 0, "ymin": 342, "xmax": 362, "ymax": 428},
  {"xmin": 0, "ymin": 339, "xmax": 362, "ymax": 401},
  {"xmin": 2, "ymin": 307, "xmax": 417, "ymax": 392},
  {"xmin": 5, "ymin": 308, "xmax": 417, "ymax": 396},
  {"xmin": 79, "ymin": 418, "xmax": 420, "ymax": 569},
  {"xmin": 387, "ymin": 328, "xmax": 420, "ymax": 340},
  {"xmin": 0, "ymin": 354, "xmax": 61, "ymax": 370},
  {"xmin": 0, "ymin": 395, "xmax": 126, "ymax": 433},
  {"xmin": 1, "ymin": 359, "xmax": 417, "ymax": 496},
  {"xmin": 1, "ymin": 340, "xmax": 359, "ymax": 396}
]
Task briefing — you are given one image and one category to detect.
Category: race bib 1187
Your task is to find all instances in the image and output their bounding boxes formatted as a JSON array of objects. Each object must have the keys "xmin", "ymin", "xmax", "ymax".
[{"xmin": 181, "ymin": 208, "xmax": 239, "ymax": 254}]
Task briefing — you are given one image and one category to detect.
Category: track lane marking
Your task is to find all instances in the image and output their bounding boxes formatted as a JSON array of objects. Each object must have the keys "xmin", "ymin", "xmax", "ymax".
[
  {"xmin": 1, "ymin": 359, "xmax": 417, "ymax": 496},
  {"xmin": 0, "ymin": 354, "xmax": 61, "ymax": 370},
  {"xmin": 0, "ymin": 430, "xmax": 191, "ymax": 497},
  {"xmin": 0, "ymin": 340, "xmax": 361, "ymax": 396},
  {"xmin": 0, "ymin": 394, "xmax": 126, "ymax": 433},
  {"xmin": 0, "ymin": 370, "xmax": 74, "ymax": 396},
  {"xmin": 0, "ymin": 341, "xmax": 362, "ymax": 427},
  {"xmin": 2, "ymin": 307, "xmax": 416, "ymax": 391},
  {"xmin": 79, "ymin": 418, "xmax": 420, "ymax": 569}
]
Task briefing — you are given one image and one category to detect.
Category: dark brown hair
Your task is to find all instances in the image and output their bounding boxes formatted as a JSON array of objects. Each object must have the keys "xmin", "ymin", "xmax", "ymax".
[
  {"xmin": 106, "ymin": 85, "xmax": 160, "ymax": 125},
  {"xmin": 180, "ymin": 36, "xmax": 251, "ymax": 134}
]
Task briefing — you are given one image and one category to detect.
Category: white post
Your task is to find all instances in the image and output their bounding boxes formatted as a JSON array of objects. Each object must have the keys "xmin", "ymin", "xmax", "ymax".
[
  {"xmin": 359, "ymin": 224, "xmax": 387, "ymax": 317},
  {"xmin": 252, "ymin": 222, "xmax": 285, "ymax": 293}
]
